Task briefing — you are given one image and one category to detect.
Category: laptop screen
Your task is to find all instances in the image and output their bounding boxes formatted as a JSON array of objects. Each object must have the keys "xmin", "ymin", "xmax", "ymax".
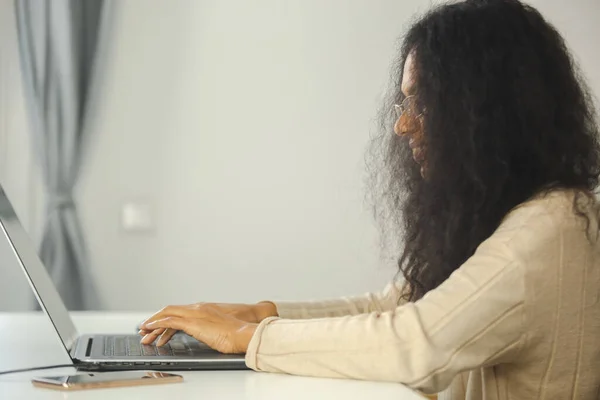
[{"xmin": 0, "ymin": 185, "xmax": 78, "ymax": 354}]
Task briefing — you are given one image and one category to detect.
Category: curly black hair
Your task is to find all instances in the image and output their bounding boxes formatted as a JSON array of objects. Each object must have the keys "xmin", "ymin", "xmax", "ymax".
[{"xmin": 367, "ymin": 0, "xmax": 600, "ymax": 302}]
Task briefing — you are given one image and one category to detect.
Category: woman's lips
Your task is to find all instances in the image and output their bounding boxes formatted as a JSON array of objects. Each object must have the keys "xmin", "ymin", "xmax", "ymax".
[
  {"xmin": 412, "ymin": 146, "xmax": 425, "ymax": 164},
  {"xmin": 408, "ymin": 137, "xmax": 425, "ymax": 164}
]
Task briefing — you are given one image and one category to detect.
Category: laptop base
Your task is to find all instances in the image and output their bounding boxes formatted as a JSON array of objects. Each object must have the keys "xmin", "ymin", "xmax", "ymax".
[{"xmin": 74, "ymin": 359, "xmax": 248, "ymax": 372}]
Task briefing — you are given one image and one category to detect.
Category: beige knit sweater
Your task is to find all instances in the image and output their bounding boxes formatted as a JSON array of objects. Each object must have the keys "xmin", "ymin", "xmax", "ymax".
[{"xmin": 245, "ymin": 190, "xmax": 600, "ymax": 399}]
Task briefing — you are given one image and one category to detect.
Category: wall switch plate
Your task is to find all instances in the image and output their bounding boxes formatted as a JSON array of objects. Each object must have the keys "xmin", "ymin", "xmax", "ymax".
[{"xmin": 121, "ymin": 202, "xmax": 154, "ymax": 232}]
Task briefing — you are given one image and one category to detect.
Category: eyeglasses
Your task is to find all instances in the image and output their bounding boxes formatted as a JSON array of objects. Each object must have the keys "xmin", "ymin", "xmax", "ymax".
[{"xmin": 394, "ymin": 95, "xmax": 424, "ymax": 119}]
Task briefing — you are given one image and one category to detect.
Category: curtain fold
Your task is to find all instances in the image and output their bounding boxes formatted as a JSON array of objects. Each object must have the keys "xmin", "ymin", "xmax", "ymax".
[{"xmin": 15, "ymin": 0, "xmax": 106, "ymax": 310}]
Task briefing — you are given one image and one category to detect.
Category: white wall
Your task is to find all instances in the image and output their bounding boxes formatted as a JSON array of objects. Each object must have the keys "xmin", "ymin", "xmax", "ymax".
[
  {"xmin": 532, "ymin": 0, "xmax": 600, "ymax": 91},
  {"xmin": 79, "ymin": 0, "xmax": 415, "ymax": 310},
  {"xmin": 1, "ymin": 0, "xmax": 599, "ymax": 311}
]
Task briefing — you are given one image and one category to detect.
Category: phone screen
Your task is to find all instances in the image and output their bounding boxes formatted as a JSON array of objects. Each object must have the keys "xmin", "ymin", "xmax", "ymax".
[{"xmin": 34, "ymin": 371, "xmax": 181, "ymax": 386}]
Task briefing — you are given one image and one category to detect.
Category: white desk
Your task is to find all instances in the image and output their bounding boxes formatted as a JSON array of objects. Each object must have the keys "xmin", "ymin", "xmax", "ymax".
[{"xmin": 0, "ymin": 312, "xmax": 425, "ymax": 400}]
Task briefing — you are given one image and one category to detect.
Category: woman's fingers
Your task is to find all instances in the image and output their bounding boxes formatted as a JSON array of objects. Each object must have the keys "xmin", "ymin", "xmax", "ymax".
[
  {"xmin": 140, "ymin": 305, "xmax": 201, "ymax": 330},
  {"xmin": 140, "ymin": 306, "xmax": 185, "ymax": 329},
  {"xmin": 145, "ymin": 317, "xmax": 189, "ymax": 336},
  {"xmin": 140, "ymin": 328, "xmax": 166, "ymax": 345},
  {"xmin": 156, "ymin": 328, "xmax": 178, "ymax": 347}
]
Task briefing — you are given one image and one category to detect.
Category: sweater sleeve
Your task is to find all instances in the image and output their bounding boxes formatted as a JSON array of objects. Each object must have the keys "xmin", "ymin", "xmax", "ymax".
[
  {"xmin": 245, "ymin": 237, "xmax": 526, "ymax": 394},
  {"xmin": 272, "ymin": 280, "xmax": 407, "ymax": 319}
]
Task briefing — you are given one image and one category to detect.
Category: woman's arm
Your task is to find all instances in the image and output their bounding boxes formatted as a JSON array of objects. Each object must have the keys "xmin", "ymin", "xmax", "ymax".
[
  {"xmin": 245, "ymin": 236, "xmax": 527, "ymax": 394},
  {"xmin": 139, "ymin": 279, "xmax": 408, "ymax": 345},
  {"xmin": 269, "ymin": 280, "xmax": 407, "ymax": 319}
]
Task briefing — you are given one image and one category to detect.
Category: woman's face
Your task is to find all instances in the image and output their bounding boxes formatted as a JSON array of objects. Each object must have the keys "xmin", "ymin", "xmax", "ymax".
[{"xmin": 394, "ymin": 52, "xmax": 426, "ymax": 175}]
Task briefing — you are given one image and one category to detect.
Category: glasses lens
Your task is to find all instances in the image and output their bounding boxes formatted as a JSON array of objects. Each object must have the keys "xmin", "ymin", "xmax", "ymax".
[
  {"xmin": 403, "ymin": 97, "xmax": 416, "ymax": 117},
  {"xmin": 396, "ymin": 96, "xmax": 417, "ymax": 118},
  {"xmin": 394, "ymin": 104, "xmax": 403, "ymax": 118}
]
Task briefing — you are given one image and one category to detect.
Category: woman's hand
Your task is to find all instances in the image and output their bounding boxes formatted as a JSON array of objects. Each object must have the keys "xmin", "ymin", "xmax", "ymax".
[
  {"xmin": 138, "ymin": 302, "xmax": 277, "ymax": 353},
  {"xmin": 139, "ymin": 304, "xmax": 258, "ymax": 354}
]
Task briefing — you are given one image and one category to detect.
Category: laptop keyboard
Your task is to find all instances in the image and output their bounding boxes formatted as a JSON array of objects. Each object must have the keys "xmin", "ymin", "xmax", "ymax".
[{"xmin": 103, "ymin": 335, "xmax": 212, "ymax": 357}]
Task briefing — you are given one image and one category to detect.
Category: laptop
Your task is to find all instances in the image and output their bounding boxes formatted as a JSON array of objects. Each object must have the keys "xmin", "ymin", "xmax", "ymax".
[{"xmin": 0, "ymin": 184, "xmax": 247, "ymax": 371}]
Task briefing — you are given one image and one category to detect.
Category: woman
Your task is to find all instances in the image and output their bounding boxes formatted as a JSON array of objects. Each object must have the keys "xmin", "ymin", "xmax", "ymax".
[{"xmin": 140, "ymin": 0, "xmax": 600, "ymax": 398}]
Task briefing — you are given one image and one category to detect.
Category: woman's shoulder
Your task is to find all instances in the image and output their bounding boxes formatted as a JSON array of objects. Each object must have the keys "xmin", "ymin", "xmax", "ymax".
[{"xmin": 489, "ymin": 188, "xmax": 599, "ymax": 259}]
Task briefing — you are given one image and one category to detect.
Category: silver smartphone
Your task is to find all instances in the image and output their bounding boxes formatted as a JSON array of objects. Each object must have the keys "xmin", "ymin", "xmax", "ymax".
[{"xmin": 31, "ymin": 371, "xmax": 183, "ymax": 391}]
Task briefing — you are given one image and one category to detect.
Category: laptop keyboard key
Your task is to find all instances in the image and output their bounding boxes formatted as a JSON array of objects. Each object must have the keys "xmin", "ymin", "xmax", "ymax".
[
  {"xmin": 104, "ymin": 337, "xmax": 114, "ymax": 356},
  {"xmin": 157, "ymin": 346, "xmax": 172, "ymax": 356},
  {"xmin": 126, "ymin": 336, "xmax": 142, "ymax": 356},
  {"xmin": 142, "ymin": 344, "xmax": 157, "ymax": 356},
  {"xmin": 186, "ymin": 341, "xmax": 200, "ymax": 350},
  {"xmin": 169, "ymin": 341, "xmax": 186, "ymax": 350},
  {"xmin": 114, "ymin": 337, "xmax": 127, "ymax": 356},
  {"xmin": 127, "ymin": 336, "xmax": 139, "ymax": 347}
]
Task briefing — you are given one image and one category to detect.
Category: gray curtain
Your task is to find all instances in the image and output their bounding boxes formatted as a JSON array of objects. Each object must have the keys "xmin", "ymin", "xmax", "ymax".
[{"xmin": 14, "ymin": 0, "xmax": 105, "ymax": 310}]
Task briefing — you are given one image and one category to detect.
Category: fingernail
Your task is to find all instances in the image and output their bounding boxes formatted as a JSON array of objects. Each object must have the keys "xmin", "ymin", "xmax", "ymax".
[{"xmin": 141, "ymin": 334, "xmax": 150, "ymax": 344}]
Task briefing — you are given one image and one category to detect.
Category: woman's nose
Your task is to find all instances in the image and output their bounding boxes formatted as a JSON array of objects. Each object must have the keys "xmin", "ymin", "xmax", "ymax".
[{"xmin": 394, "ymin": 114, "xmax": 411, "ymax": 137}]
